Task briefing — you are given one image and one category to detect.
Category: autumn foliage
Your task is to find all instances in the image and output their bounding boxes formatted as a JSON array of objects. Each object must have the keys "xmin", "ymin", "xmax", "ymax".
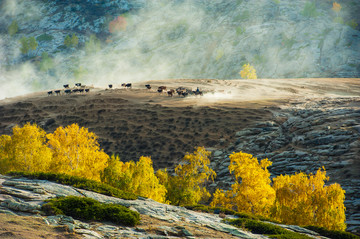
[
  {"xmin": 0, "ymin": 124, "xmax": 347, "ymax": 231},
  {"xmin": 272, "ymin": 167, "xmax": 346, "ymax": 231},
  {"xmin": 332, "ymin": 2, "xmax": 342, "ymax": 13},
  {"xmin": 239, "ymin": 63, "xmax": 257, "ymax": 79},
  {"xmin": 101, "ymin": 155, "xmax": 167, "ymax": 203},
  {"xmin": 157, "ymin": 147, "xmax": 216, "ymax": 206},
  {"xmin": 47, "ymin": 124, "xmax": 108, "ymax": 181},
  {"xmin": 211, "ymin": 152, "xmax": 275, "ymax": 217}
]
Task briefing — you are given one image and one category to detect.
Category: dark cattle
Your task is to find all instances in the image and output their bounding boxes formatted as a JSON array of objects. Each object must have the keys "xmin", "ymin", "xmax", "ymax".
[
  {"xmin": 181, "ymin": 92, "xmax": 189, "ymax": 97},
  {"xmin": 167, "ymin": 89, "xmax": 175, "ymax": 97},
  {"xmin": 145, "ymin": 84, "xmax": 151, "ymax": 89},
  {"xmin": 55, "ymin": 90, "xmax": 61, "ymax": 95},
  {"xmin": 72, "ymin": 89, "xmax": 79, "ymax": 93},
  {"xmin": 109, "ymin": 84, "xmax": 113, "ymax": 89},
  {"xmin": 47, "ymin": 91, "xmax": 53, "ymax": 96},
  {"xmin": 158, "ymin": 86, "xmax": 167, "ymax": 93},
  {"xmin": 63, "ymin": 84, "xmax": 69, "ymax": 88},
  {"xmin": 79, "ymin": 89, "xmax": 84, "ymax": 93},
  {"xmin": 121, "ymin": 83, "xmax": 126, "ymax": 87},
  {"xmin": 85, "ymin": 89, "xmax": 90, "ymax": 93},
  {"xmin": 65, "ymin": 89, "xmax": 72, "ymax": 94},
  {"xmin": 75, "ymin": 83, "xmax": 81, "ymax": 87},
  {"xmin": 177, "ymin": 90, "xmax": 183, "ymax": 96},
  {"xmin": 125, "ymin": 83, "xmax": 132, "ymax": 88}
]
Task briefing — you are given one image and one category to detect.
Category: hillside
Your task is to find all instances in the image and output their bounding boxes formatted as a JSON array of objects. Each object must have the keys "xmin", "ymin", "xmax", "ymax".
[
  {"xmin": 0, "ymin": 0, "xmax": 360, "ymax": 99},
  {"xmin": 0, "ymin": 78, "xmax": 359, "ymax": 235}
]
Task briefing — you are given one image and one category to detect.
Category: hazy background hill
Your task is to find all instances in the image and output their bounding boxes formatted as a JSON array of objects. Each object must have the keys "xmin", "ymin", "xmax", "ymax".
[{"xmin": 0, "ymin": 0, "xmax": 359, "ymax": 99}]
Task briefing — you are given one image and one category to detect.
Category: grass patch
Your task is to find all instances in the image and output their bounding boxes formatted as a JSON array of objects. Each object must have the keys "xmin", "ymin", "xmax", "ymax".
[
  {"xmin": 36, "ymin": 34, "xmax": 54, "ymax": 42},
  {"xmin": 7, "ymin": 171, "xmax": 137, "ymax": 200},
  {"xmin": 42, "ymin": 196, "xmax": 140, "ymax": 226},
  {"xmin": 304, "ymin": 226, "xmax": 360, "ymax": 239},
  {"xmin": 227, "ymin": 218, "xmax": 312, "ymax": 239},
  {"xmin": 301, "ymin": 2, "xmax": 320, "ymax": 18}
]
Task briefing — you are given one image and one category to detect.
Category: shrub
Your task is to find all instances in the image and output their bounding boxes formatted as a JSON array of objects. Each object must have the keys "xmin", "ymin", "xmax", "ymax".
[
  {"xmin": 8, "ymin": 171, "xmax": 137, "ymax": 200},
  {"xmin": 304, "ymin": 226, "xmax": 360, "ymax": 239},
  {"xmin": 36, "ymin": 34, "xmax": 54, "ymax": 42},
  {"xmin": 228, "ymin": 218, "xmax": 312, "ymax": 239},
  {"xmin": 42, "ymin": 196, "xmax": 140, "ymax": 226}
]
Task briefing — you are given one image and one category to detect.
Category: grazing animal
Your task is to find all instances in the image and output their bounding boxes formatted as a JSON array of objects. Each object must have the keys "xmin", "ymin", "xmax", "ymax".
[
  {"xmin": 85, "ymin": 89, "xmax": 90, "ymax": 93},
  {"xmin": 121, "ymin": 83, "xmax": 126, "ymax": 87},
  {"xmin": 55, "ymin": 90, "xmax": 61, "ymax": 95},
  {"xmin": 79, "ymin": 89, "xmax": 84, "ymax": 93},
  {"xmin": 47, "ymin": 91, "xmax": 53, "ymax": 96},
  {"xmin": 181, "ymin": 92, "xmax": 189, "ymax": 97},
  {"xmin": 125, "ymin": 83, "xmax": 132, "ymax": 88},
  {"xmin": 72, "ymin": 89, "xmax": 79, "ymax": 93},
  {"xmin": 158, "ymin": 86, "xmax": 167, "ymax": 93},
  {"xmin": 65, "ymin": 89, "xmax": 72, "ymax": 94},
  {"xmin": 75, "ymin": 83, "xmax": 81, "ymax": 87},
  {"xmin": 167, "ymin": 89, "xmax": 175, "ymax": 97},
  {"xmin": 63, "ymin": 84, "xmax": 69, "ymax": 88},
  {"xmin": 145, "ymin": 84, "xmax": 151, "ymax": 90},
  {"xmin": 109, "ymin": 84, "xmax": 113, "ymax": 89}
]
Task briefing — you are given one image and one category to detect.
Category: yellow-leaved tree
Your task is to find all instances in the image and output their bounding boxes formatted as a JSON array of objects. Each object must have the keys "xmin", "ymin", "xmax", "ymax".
[
  {"xmin": 271, "ymin": 167, "xmax": 346, "ymax": 231},
  {"xmin": 332, "ymin": 2, "xmax": 341, "ymax": 13},
  {"xmin": 157, "ymin": 147, "xmax": 216, "ymax": 206},
  {"xmin": 239, "ymin": 63, "xmax": 257, "ymax": 79},
  {"xmin": 0, "ymin": 123, "xmax": 52, "ymax": 174},
  {"xmin": 101, "ymin": 155, "xmax": 167, "ymax": 203},
  {"xmin": 47, "ymin": 123, "xmax": 108, "ymax": 181},
  {"xmin": 211, "ymin": 152, "xmax": 275, "ymax": 217}
]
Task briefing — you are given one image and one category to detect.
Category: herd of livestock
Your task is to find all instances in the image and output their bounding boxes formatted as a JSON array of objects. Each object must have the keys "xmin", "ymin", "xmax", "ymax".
[{"xmin": 47, "ymin": 83, "xmax": 204, "ymax": 98}]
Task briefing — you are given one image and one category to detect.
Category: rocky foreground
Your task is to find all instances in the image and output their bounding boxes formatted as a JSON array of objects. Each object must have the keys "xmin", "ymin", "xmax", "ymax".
[{"xmin": 0, "ymin": 174, "xmax": 331, "ymax": 239}]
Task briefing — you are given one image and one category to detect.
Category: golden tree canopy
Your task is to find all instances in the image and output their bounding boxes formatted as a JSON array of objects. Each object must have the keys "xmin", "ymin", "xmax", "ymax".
[{"xmin": 47, "ymin": 123, "xmax": 108, "ymax": 181}]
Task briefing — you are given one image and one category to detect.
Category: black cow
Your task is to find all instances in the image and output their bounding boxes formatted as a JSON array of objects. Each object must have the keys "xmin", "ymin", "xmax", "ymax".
[
  {"xmin": 47, "ymin": 91, "xmax": 53, "ymax": 96},
  {"xmin": 65, "ymin": 89, "xmax": 72, "ymax": 94},
  {"xmin": 85, "ymin": 89, "xmax": 90, "ymax": 93},
  {"xmin": 145, "ymin": 84, "xmax": 151, "ymax": 89},
  {"xmin": 75, "ymin": 83, "xmax": 81, "ymax": 87},
  {"xmin": 55, "ymin": 90, "xmax": 61, "ymax": 95},
  {"xmin": 109, "ymin": 84, "xmax": 113, "ymax": 89},
  {"xmin": 63, "ymin": 84, "xmax": 69, "ymax": 88},
  {"xmin": 125, "ymin": 83, "xmax": 132, "ymax": 88},
  {"xmin": 79, "ymin": 89, "xmax": 84, "ymax": 93}
]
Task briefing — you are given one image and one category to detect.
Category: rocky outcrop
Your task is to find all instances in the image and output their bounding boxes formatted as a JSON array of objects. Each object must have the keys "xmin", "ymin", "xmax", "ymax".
[
  {"xmin": 210, "ymin": 97, "xmax": 360, "ymax": 234},
  {"xmin": 0, "ymin": 174, "xmax": 328, "ymax": 238}
]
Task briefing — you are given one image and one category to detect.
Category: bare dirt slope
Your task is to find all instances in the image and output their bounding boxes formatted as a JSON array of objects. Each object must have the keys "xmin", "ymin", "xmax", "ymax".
[{"xmin": 1, "ymin": 78, "xmax": 358, "ymax": 170}]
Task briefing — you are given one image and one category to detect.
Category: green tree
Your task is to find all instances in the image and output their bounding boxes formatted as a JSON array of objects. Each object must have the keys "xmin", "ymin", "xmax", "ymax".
[
  {"xmin": 8, "ymin": 20, "xmax": 18, "ymax": 36},
  {"xmin": 64, "ymin": 34, "xmax": 79, "ymax": 48},
  {"xmin": 19, "ymin": 36, "xmax": 38, "ymax": 55},
  {"xmin": 71, "ymin": 33, "xmax": 79, "ymax": 47},
  {"xmin": 64, "ymin": 35, "xmax": 71, "ymax": 47},
  {"xmin": 19, "ymin": 37, "xmax": 30, "ymax": 54}
]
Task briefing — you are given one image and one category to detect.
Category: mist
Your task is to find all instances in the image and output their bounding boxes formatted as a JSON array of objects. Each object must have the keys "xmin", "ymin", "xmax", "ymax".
[{"xmin": 0, "ymin": 0, "xmax": 359, "ymax": 99}]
